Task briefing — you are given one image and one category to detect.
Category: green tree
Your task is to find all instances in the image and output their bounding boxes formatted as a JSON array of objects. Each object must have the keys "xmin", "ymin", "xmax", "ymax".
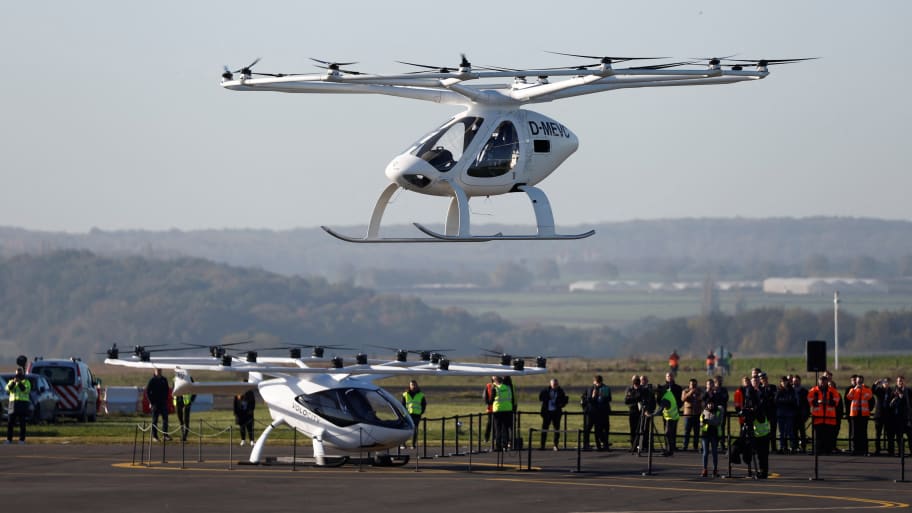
[{"xmin": 490, "ymin": 262, "xmax": 533, "ymax": 291}]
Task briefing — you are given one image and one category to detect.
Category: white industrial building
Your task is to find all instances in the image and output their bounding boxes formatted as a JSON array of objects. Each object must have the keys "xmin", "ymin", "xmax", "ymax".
[{"xmin": 762, "ymin": 277, "xmax": 888, "ymax": 295}]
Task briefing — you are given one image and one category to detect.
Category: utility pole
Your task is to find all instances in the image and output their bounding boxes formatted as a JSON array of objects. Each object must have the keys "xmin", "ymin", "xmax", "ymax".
[{"xmin": 833, "ymin": 290, "xmax": 840, "ymax": 371}]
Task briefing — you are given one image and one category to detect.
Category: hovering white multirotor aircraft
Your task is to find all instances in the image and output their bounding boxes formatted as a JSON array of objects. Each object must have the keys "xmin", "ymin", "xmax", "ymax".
[
  {"xmin": 220, "ymin": 53, "xmax": 812, "ymax": 242},
  {"xmin": 104, "ymin": 344, "xmax": 545, "ymax": 466}
]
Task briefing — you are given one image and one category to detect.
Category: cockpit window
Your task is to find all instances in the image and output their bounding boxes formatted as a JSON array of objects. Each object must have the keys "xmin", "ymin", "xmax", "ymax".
[
  {"xmin": 411, "ymin": 116, "xmax": 484, "ymax": 172},
  {"xmin": 468, "ymin": 120, "xmax": 519, "ymax": 178},
  {"xmin": 296, "ymin": 388, "xmax": 409, "ymax": 429}
]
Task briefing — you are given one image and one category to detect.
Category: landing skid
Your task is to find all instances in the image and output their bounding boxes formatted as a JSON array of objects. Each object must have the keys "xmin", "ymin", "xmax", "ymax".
[
  {"xmin": 322, "ymin": 181, "xmax": 595, "ymax": 243},
  {"xmin": 321, "ymin": 226, "xmax": 487, "ymax": 243},
  {"xmin": 413, "ymin": 223, "xmax": 594, "ymax": 241}
]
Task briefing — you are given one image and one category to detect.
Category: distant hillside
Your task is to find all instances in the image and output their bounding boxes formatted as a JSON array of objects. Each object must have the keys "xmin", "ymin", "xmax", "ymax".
[
  {"xmin": 0, "ymin": 251, "xmax": 623, "ymax": 362},
  {"xmin": 2, "ymin": 218, "xmax": 912, "ymax": 284},
  {"xmin": 1, "ymin": 251, "xmax": 910, "ymax": 363}
]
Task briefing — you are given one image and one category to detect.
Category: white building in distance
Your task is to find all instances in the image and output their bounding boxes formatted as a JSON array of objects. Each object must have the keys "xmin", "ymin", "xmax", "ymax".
[{"xmin": 763, "ymin": 277, "xmax": 888, "ymax": 295}]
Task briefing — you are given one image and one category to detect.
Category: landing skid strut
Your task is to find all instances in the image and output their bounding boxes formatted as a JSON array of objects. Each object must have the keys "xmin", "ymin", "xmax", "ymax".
[{"xmin": 322, "ymin": 182, "xmax": 595, "ymax": 243}]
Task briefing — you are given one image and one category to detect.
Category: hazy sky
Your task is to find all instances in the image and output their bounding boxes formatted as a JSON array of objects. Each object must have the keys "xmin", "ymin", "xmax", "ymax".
[{"xmin": 2, "ymin": 1, "xmax": 909, "ymax": 233}]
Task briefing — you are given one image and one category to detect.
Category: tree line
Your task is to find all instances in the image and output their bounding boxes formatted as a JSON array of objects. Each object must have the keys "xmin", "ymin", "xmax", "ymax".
[{"xmin": 0, "ymin": 251, "xmax": 909, "ymax": 363}]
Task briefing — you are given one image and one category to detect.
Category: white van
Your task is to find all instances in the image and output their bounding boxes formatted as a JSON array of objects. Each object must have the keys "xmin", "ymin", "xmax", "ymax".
[{"xmin": 28, "ymin": 358, "xmax": 100, "ymax": 422}]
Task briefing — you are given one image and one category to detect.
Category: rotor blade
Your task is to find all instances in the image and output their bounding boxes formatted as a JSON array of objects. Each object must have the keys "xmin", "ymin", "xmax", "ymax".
[
  {"xmin": 691, "ymin": 55, "xmax": 738, "ymax": 61},
  {"xmin": 395, "ymin": 60, "xmax": 453, "ymax": 73},
  {"xmin": 233, "ymin": 57, "xmax": 261, "ymax": 73},
  {"xmin": 309, "ymin": 57, "xmax": 358, "ymax": 67},
  {"xmin": 727, "ymin": 57, "xmax": 818, "ymax": 64},
  {"xmin": 312, "ymin": 64, "xmax": 366, "ymax": 75},
  {"xmin": 628, "ymin": 60, "xmax": 698, "ymax": 70},
  {"xmin": 545, "ymin": 51, "xmax": 668, "ymax": 63}
]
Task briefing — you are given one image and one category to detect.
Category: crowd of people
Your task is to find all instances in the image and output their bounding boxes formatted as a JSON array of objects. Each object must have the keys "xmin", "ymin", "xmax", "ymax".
[
  {"xmin": 117, "ymin": 364, "xmax": 912, "ymax": 476},
  {"xmin": 615, "ymin": 366, "xmax": 912, "ymax": 478}
]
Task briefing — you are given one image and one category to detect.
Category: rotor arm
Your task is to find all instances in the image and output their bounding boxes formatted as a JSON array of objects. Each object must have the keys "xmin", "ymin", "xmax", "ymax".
[
  {"xmin": 222, "ymin": 77, "xmax": 463, "ymax": 104},
  {"xmin": 509, "ymin": 73, "xmax": 612, "ymax": 102},
  {"xmin": 533, "ymin": 75, "xmax": 765, "ymax": 103}
]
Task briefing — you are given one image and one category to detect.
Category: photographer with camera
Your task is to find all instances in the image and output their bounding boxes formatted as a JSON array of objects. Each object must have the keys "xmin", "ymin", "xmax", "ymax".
[
  {"xmin": 624, "ymin": 375, "xmax": 642, "ymax": 451},
  {"xmin": 872, "ymin": 377, "xmax": 892, "ymax": 455},
  {"xmin": 888, "ymin": 376, "xmax": 912, "ymax": 456},
  {"xmin": 682, "ymin": 378, "xmax": 704, "ymax": 452},
  {"xmin": 646, "ymin": 376, "xmax": 680, "ymax": 457},
  {"xmin": 590, "ymin": 375, "xmax": 612, "ymax": 451},
  {"xmin": 808, "ymin": 374, "xmax": 840, "ymax": 455},
  {"xmin": 6, "ymin": 367, "xmax": 32, "ymax": 444},
  {"xmin": 580, "ymin": 388, "xmax": 593, "ymax": 450}
]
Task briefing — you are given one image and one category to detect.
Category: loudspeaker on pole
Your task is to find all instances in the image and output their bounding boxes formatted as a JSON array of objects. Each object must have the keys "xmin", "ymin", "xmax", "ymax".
[{"xmin": 806, "ymin": 340, "xmax": 827, "ymax": 372}]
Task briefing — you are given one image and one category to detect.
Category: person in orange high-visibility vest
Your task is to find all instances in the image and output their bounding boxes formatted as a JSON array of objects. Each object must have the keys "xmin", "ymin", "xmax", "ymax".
[
  {"xmin": 808, "ymin": 374, "xmax": 841, "ymax": 454},
  {"xmin": 846, "ymin": 375, "xmax": 874, "ymax": 456},
  {"xmin": 668, "ymin": 350, "xmax": 680, "ymax": 376}
]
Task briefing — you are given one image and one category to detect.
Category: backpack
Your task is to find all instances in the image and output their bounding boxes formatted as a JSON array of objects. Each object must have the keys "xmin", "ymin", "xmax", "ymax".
[{"xmin": 703, "ymin": 407, "xmax": 722, "ymax": 427}]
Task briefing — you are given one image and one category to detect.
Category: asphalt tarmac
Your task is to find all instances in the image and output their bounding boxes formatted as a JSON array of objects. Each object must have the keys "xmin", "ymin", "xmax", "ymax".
[{"xmin": 1, "ymin": 442, "xmax": 911, "ymax": 512}]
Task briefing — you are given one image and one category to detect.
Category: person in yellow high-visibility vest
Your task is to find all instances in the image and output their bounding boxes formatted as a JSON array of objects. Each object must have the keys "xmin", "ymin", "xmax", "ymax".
[
  {"xmin": 6, "ymin": 367, "xmax": 31, "ymax": 444},
  {"xmin": 173, "ymin": 379, "xmax": 197, "ymax": 443},
  {"xmin": 401, "ymin": 380, "xmax": 426, "ymax": 449},
  {"xmin": 646, "ymin": 384, "xmax": 680, "ymax": 457},
  {"xmin": 492, "ymin": 376, "xmax": 514, "ymax": 451}
]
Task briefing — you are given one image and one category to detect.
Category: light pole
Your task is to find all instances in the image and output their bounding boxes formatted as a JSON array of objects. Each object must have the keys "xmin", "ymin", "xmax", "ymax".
[{"xmin": 833, "ymin": 290, "xmax": 840, "ymax": 371}]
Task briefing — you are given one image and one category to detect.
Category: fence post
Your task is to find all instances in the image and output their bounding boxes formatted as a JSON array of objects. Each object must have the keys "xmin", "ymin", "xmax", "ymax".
[
  {"xmin": 452, "ymin": 415, "xmax": 463, "ymax": 456},
  {"xmin": 527, "ymin": 427, "xmax": 533, "ymax": 471},
  {"xmin": 896, "ymin": 436, "xmax": 907, "ymax": 483},
  {"xmin": 228, "ymin": 425, "xmax": 233, "ymax": 470},
  {"xmin": 422, "ymin": 417, "xmax": 428, "ymax": 459},
  {"xmin": 576, "ymin": 429, "xmax": 582, "ymax": 473},
  {"xmin": 292, "ymin": 426, "xmax": 297, "ymax": 472},
  {"xmin": 438, "ymin": 417, "xmax": 448, "ymax": 458},
  {"xmin": 132, "ymin": 424, "xmax": 139, "ymax": 466}
]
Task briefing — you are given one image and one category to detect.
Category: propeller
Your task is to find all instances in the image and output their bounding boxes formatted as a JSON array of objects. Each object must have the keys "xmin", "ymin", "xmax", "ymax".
[
  {"xmin": 544, "ymin": 51, "xmax": 668, "ymax": 68},
  {"xmin": 628, "ymin": 60, "xmax": 699, "ymax": 70},
  {"xmin": 689, "ymin": 55, "xmax": 738, "ymax": 67},
  {"xmin": 182, "ymin": 339, "xmax": 253, "ymax": 358},
  {"xmin": 257, "ymin": 343, "xmax": 350, "ymax": 359},
  {"xmin": 310, "ymin": 57, "xmax": 365, "ymax": 75},
  {"xmin": 99, "ymin": 343, "xmax": 198, "ymax": 362},
  {"xmin": 724, "ymin": 57, "xmax": 818, "ymax": 70},
  {"xmin": 396, "ymin": 53, "xmax": 473, "ymax": 74},
  {"xmin": 221, "ymin": 58, "xmax": 286, "ymax": 80}
]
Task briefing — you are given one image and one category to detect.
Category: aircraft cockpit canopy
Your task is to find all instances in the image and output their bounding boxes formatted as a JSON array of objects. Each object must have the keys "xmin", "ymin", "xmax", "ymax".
[
  {"xmin": 296, "ymin": 388, "xmax": 410, "ymax": 429},
  {"xmin": 410, "ymin": 116, "xmax": 485, "ymax": 172}
]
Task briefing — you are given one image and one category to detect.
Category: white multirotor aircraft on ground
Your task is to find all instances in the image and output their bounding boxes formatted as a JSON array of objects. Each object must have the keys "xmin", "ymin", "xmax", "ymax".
[{"xmin": 104, "ymin": 344, "xmax": 545, "ymax": 466}]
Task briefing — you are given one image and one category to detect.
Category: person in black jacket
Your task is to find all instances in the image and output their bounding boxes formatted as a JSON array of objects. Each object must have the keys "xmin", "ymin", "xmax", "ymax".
[
  {"xmin": 792, "ymin": 375, "xmax": 810, "ymax": 453},
  {"xmin": 538, "ymin": 379, "xmax": 569, "ymax": 450},
  {"xmin": 146, "ymin": 368, "xmax": 171, "ymax": 442},
  {"xmin": 888, "ymin": 376, "xmax": 912, "ymax": 456},
  {"xmin": 234, "ymin": 387, "xmax": 257, "ymax": 446},
  {"xmin": 775, "ymin": 376, "xmax": 798, "ymax": 453},
  {"xmin": 624, "ymin": 375, "xmax": 642, "ymax": 451},
  {"xmin": 872, "ymin": 377, "xmax": 892, "ymax": 455}
]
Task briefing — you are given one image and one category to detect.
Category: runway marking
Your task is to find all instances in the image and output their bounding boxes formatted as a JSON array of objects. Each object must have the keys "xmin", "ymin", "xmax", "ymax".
[
  {"xmin": 491, "ymin": 477, "xmax": 909, "ymax": 510},
  {"xmin": 103, "ymin": 457, "xmax": 911, "ymax": 510}
]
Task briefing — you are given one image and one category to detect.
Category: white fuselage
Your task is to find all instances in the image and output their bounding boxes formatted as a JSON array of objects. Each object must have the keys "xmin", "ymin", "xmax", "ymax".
[
  {"xmin": 385, "ymin": 108, "xmax": 578, "ymax": 198},
  {"xmin": 257, "ymin": 375, "xmax": 413, "ymax": 452}
]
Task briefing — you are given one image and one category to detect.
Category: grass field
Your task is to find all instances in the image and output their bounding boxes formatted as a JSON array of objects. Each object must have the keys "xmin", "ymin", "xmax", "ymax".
[
  {"xmin": 17, "ymin": 354, "xmax": 912, "ymax": 448},
  {"xmin": 407, "ymin": 288, "xmax": 912, "ymax": 327}
]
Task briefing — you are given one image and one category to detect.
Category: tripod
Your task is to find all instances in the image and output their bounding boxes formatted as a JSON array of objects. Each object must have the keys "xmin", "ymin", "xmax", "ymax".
[
  {"xmin": 740, "ymin": 421, "xmax": 762, "ymax": 479},
  {"xmin": 634, "ymin": 411, "xmax": 665, "ymax": 456}
]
